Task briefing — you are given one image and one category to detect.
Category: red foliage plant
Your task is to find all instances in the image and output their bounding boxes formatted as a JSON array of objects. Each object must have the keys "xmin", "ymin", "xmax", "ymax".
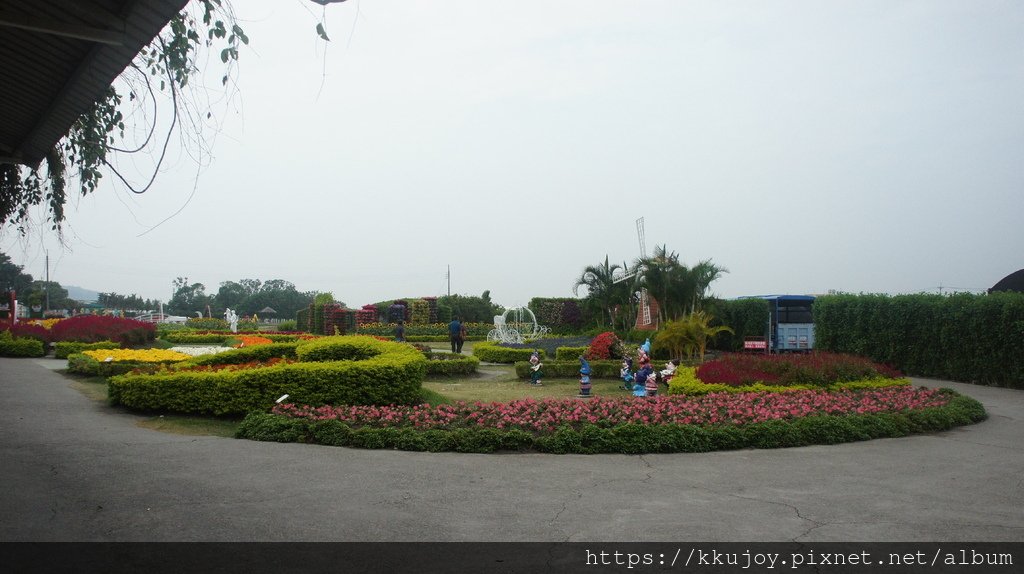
[
  {"xmin": 585, "ymin": 331, "xmax": 623, "ymax": 360},
  {"xmin": 696, "ymin": 352, "xmax": 903, "ymax": 387},
  {"xmin": 1, "ymin": 323, "xmax": 51, "ymax": 343},
  {"xmin": 49, "ymin": 315, "xmax": 155, "ymax": 346}
]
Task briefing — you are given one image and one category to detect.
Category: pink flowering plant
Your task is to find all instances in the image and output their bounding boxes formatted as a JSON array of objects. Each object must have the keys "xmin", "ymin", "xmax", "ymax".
[{"xmin": 271, "ymin": 386, "xmax": 950, "ymax": 433}]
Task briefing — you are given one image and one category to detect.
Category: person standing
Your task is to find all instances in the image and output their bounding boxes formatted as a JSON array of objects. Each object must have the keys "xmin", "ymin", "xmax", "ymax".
[
  {"xmin": 449, "ymin": 316, "xmax": 462, "ymax": 353},
  {"xmin": 395, "ymin": 321, "xmax": 406, "ymax": 342},
  {"xmin": 458, "ymin": 320, "xmax": 468, "ymax": 354}
]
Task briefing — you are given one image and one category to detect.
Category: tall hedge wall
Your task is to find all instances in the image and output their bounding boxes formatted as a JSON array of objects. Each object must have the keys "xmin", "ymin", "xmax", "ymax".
[
  {"xmin": 814, "ymin": 292, "xmax": 1024, "ymax": 388},
  {"xmin": 705, "ymin": 298, "xmax": 770, "ymax": 351}
]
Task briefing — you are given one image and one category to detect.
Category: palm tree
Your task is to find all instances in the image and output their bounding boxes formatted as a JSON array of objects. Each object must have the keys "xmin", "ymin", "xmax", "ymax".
[
  {"xmin": 690, "ymin": 259, "xmax": 728, "ymax": 314},
  {"xmin": 573, "ymin": 255, "xmax": 622, "ymax": 328},
  {"xmin": 653, "ymin": 311, "xmax": 733, "ymax": 362}
]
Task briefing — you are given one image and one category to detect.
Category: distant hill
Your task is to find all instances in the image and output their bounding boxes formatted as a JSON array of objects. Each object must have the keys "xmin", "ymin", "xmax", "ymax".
[{"xmin": 65, "ymin": 286, "xmax": 100, "ymax": 303}]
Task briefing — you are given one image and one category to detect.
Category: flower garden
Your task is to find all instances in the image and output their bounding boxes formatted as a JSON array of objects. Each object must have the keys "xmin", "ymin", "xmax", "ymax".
[{"xmin": 1, "ymin": 316, "xmax": 988, "ymax": 454}]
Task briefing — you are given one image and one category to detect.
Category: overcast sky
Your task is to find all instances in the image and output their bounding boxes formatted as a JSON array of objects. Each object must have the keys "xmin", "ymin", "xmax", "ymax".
[{"xmin": 3, "ymin": 0, "xmax": 1022, "ymax": 309}]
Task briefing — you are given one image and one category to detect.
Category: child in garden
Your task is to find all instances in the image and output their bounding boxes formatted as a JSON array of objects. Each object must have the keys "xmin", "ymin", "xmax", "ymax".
[{"xmin": 529, "ymin": 351, "xmax": 544, "ymax": 386}]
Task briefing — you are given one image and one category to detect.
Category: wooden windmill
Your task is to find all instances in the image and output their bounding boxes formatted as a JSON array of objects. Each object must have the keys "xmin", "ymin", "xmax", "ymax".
[{"xmin": 613, "ymin": 217, "xmax": 656, "ymax": 329}]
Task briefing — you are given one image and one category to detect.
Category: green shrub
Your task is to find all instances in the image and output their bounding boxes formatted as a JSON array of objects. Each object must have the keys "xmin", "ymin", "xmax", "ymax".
[
  {"xmin": 425, "ymin": 353, "xmax": 479, "ymax": 376},
  {"xmin": 814, "ymin": 292, "xmax": 1024, "ymax": 388},
  {"xmin": 186, "ymin": 317, "xmax": 230, "ymax": 331},
  {"xmin": 161, "ymin": 332, "xmax": 231, "ymax": 344},
  {"xmin": 109, "ymin": 337, "xmax": 427, "ymax": 415},
  {"xmin": 513, "ymin": 360, "xmax": 621, "ymax": 379},
  {"xmin": 555, "ymin": 346, "xmax": 590, "ymax": 360},
  {"xmin": 276, "ymin": 320, "xmax": 297, "ymax": 331},
  {"xmin": 0, "ymin": 333, "xmax": 46, "ymax": 357},
  {"xmin": 54, "ymin": 341, "xmax": 120, "ymax": 359},
  {"xmin": 66, "ymin": 353, "xmax": 165, "ymax": 377},
  {"xmin": 472, "ymin": 341, "xmax": 545, "ymax": 363}
]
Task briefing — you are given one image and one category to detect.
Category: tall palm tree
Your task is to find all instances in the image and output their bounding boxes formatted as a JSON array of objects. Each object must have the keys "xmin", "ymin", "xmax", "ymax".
[
  {"xmin": 637, "ymin": 244, "xmax": 684, "ymax": 324},
  {"xmin": 573, "ymin": 255, "xmax": 622, "ymax": 328},
  {"xmin": 690, "ymin": 259, "xmax": 728, "ymax": 314}
]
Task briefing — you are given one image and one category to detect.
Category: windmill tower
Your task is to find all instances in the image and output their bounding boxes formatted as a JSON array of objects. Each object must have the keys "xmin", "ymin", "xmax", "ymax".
[{"xmin": 613, "ymin": 217, "xmax": 655, "ymax": 328}]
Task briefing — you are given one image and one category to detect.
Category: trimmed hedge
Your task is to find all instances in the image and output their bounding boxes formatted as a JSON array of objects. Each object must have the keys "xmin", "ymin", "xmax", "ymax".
[
  {"xmin": 0, "ymin": 334, "xmax": 46, "ymax": 357},
  {"xmin": 814, "ymin": 292, "xmax": 1024, "ymax": 388},
  {"xmin": 425, "ymin": 353, "xmax": 480, "ymax": 376},
  {"xmin": 108, "ymin": 337, "xmax": 427, "ymax": 415},
  {"xmin": 67, "ymin": 353, "xmax": 168, "ymax": 377},
  {"xmin": 161, "ymin": 332, "xmax": 232, "ymax": 344},
  {"xmin": 555, "ymin": 346, "xmax": 590, "ymax": 360},
  {"xmin": 235, "ymin": 391, "xmax": 986, "ymax": 454},
  {"xmin": 514, "ymin": 360, "xmax": 621, "ymax": 379},
  {"xmin": 472, "ymin": 341, "xmax": 546, "ymax": 363},
  {"xmin": 54, "ymin": 341, "xmax": 120, "ymax": 359}
]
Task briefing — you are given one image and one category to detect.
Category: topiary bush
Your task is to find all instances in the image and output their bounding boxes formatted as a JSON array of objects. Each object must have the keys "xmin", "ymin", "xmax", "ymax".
[
  {"xmin": 0, "ymin": 330, "xmax": 46, "ymax": 357},
  {"xmin": 555, "ymin": 346, "xmax": 590, "ymax": 360},
  {"xmin": 425, "ymin": 353, "xmax": 480, "ymax": 376},
  {"xmin": 514, "ymin": 360, "xmax": 621, "ymax": 379},
  {"xmin": 54, "ymin": 340, "xmax": 120, "ymax": 359},
  {"xmin": 472, "ymin": 341, "xmax": 545, "ymax": 363}
]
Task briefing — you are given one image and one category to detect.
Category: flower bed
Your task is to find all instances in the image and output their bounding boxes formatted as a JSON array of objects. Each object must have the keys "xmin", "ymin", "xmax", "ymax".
[
  {"xmin": 54, "ymin": 340, "xmax": 120, "ymax": 359},
  {"xmin": 68, "ymin": 348, "xmax": 192, "ymax": 377},
  {"xmin": 696, "ymin": 352, "xmax": 902, "ymax": 387},
  {"xmin": 236, "ymin": 387, "xmax": 986, "ymax": 454},
  {"xmin": 233, "ymin": 335, "xmax": 274, "ymax": 347},
  {"xmin": 167, "ymin": 346, "xmax": 234, "ymax": 357},
  {"xmin": 108, "ymin": 336, "xmax": 428, "ymax": 415}
]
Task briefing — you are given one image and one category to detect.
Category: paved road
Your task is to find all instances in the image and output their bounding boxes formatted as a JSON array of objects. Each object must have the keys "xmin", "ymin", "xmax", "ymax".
[{"xmin": 1, "ymin": 357, "xmax": 1022, "ymax": 542}]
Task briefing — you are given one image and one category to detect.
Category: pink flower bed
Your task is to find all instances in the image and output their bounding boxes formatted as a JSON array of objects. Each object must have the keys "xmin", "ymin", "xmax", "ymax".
[{"xmin": 272, "ymin": 386, "xmax": 950, "ymax": 434}]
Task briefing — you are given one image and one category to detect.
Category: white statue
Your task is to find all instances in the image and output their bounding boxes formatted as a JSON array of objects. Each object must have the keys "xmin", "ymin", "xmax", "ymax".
[{"xmin": 225, "ymin": 308, "xmax": 238, "ymax": 333}]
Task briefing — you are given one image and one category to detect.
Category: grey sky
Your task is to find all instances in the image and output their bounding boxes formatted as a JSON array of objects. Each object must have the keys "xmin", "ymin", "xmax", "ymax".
[{"xmin": 3, "ymin": 0, "xmax": 1022, "ymax": 309}]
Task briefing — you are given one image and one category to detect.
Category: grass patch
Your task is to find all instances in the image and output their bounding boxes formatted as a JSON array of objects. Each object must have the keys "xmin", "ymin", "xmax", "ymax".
[
  {"xmin": 67, "ymin": 374, "xmax": 110, "ymax": 402},
  {"xmin": 136, "ymin": 415, "xmax": 240, "ymax": 437},
  {"xmin": 424, "ymin": 375, "xmax": 635, "ymax": 403}
]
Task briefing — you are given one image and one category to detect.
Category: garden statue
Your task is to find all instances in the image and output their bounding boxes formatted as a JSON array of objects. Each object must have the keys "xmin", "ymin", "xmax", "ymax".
[
  {"xmin": 225, "ymin": 308, "xmax": 238, "ymax": 333},
  {"xmin": 528, "ymin": 351, "xmax": 544, "ymax": 386},
  {"xmin": 578, "ymin": 356, "xmax": 592, "ymax": 397},
  {"xmin": 620, "ymin": 356, "xmax": 634, "ymax": 391}
]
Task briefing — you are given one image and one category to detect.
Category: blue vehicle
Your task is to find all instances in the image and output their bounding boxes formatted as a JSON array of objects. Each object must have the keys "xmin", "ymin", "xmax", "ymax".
[{"xmin": 741, "ymin": 295, "xmax": 816, "ymax": 352}]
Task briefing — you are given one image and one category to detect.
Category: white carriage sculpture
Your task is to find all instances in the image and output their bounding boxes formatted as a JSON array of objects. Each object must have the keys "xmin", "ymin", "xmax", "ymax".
[{"xmin": 487, "ymin": 306, "xmax": 549, "ymax": 344}]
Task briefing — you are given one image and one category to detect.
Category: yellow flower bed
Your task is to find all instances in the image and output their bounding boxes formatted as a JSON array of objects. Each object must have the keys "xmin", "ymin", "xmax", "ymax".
[
  {"xmin": 83, "ymin": 349, "xmax": 191, "ymax": 363},
  {"xmin": 26, "ymin": 318, "xmax": 62, "ymax": 330}
]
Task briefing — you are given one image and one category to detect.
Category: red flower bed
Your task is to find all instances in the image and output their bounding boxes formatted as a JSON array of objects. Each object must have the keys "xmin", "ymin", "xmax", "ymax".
[
  {"xmin": 50, "ymin": 315, "xmax": 155, "ymax": 346},
  {"xmin": 1, "ymin": 323, "xmax": 51, "ymax": 343},
  {"xmin": 696, "ymin": 352, "xmax": 902, "ymax": 387},
  {"xmin": 272, "ymin": 386, "xmax": 948, "ymax": 433}
]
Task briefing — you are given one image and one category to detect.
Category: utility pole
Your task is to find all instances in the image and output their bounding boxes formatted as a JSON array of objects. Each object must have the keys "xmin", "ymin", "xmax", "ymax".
[
  {"xmin": 447, "ymin": 265, "xmax": 451, "ymax": 297},
  {"xmin": 44, "ymin": 250, "xmax": 50, "ymax": 312}
]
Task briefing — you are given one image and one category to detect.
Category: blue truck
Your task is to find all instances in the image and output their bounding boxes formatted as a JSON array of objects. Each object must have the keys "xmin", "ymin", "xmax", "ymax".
[{"xmin": 740, "ymin": 295, "xmax": 816, "ymax": 352}]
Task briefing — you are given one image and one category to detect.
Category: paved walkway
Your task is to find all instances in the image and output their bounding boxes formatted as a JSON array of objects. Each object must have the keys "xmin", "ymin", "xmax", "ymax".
[{"xmin": 1, "ymin": 357, "xmax": 1022, "ymax": 542}]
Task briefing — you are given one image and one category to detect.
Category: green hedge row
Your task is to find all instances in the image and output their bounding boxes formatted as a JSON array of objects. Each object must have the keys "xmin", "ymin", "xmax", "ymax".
[
  {"xmin": 235, "ymin": 392, "xmax": 985, "ymax": 454},
  {"xmin": 108, "ymin": 337, "xmax": 427, "ymax": 415},
  {"xmin": 356, "ymin": 322, "xmax": 493, "ymax": 338},
  {"xmin": 425, "ymin": 353, "xmax": 480, "ymax": 376},
  {"xmin": 472, "ymin": 342, "xmax": 546, "ymax": 363},
  {"xmin": 0, "ymin": 334, "xmax": 46, "ymax": 357},
  {"xmin": 514, "ymin": 360, "xmax": 621, "ymax": 379},
  {"xmin": 67, "ymin": 353, "xmax": 169, "ymax": 377},
  {"xmin": 704, "ymin": 297, "xmax": 771, "ymax": 352},
  {"xmin": 814, "ymin": 292, "xmax": 1024, "ymax": 388},
  {"xmin": 161, "ymin": 332, "xmax": 231, "ymax": 344},
  {"xmin": 555, "ymin": 346, "xmax": 590, "ymax": 360},
  {"xmin": 54, "ymin": 341, "xmax": 120, "ymax": 359}
]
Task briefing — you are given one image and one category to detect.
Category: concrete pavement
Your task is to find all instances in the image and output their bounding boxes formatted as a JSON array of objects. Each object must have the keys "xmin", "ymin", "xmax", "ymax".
[{"xmin": 1, "ymin": 357, "xmax": 1021, "ymax": 542}]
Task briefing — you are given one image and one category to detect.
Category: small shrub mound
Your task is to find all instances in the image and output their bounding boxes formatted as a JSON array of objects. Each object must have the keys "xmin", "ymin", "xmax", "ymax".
[
  {"xmin": 472, "ymin": 342, "xmax": 545, "ymax": 363},
  {"xmin": 0, "ymin": 330, "xmax": 46, "ymax": 357},
  {"xmin": 696, "ymin": 352, "xmax": 902, "ymax": 387},
  {"xmin": 425, "ymin": 353, "xmax": 479, "ymax": 376},
  {"xmin": 54, "ymin": 341, "xmax": 120, "ymax": 359}
]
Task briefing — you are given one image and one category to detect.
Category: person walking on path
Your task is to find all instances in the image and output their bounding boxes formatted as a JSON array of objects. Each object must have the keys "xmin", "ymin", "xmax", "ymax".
[
  {"xmin": 458, "ymin": 320, "xmax": 468, "ymax": 353},
  {"xmin": 449, "ymin": 317, "xmax": 463, "ymax": 353}
]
